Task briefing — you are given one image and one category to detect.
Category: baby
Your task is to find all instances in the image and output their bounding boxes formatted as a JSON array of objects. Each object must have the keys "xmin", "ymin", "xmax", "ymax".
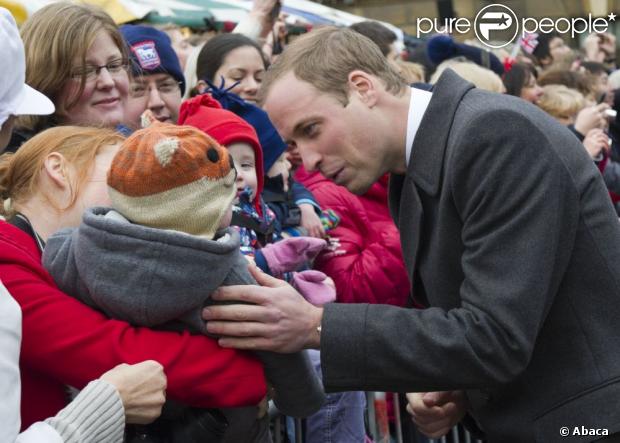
[{"xmin": 42, "ymin": 117, "xmax": 325, "ymax": 441}]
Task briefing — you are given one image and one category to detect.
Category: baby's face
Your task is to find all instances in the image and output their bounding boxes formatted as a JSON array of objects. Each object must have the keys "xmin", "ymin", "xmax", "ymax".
[{"xmin": 227, "ymin": 142, "xmax": 258, "ymax": 202}]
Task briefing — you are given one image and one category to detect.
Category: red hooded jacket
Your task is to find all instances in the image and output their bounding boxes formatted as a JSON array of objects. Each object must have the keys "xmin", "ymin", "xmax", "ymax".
[{"xmin": 295, "ymin": 167, "xmax": 411, "ymax": 307}]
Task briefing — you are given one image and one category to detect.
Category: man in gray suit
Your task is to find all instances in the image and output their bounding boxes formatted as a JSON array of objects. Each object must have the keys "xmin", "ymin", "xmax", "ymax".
[{"xmin": 203, "ymin": 26, "xmax": 620, "ymax": 442}]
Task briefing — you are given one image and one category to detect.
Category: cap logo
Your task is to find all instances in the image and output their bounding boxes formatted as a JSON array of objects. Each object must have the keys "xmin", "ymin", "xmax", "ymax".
[{"xmin": 132, "ymin": 40, "xmax": 161, "ymax": 70}]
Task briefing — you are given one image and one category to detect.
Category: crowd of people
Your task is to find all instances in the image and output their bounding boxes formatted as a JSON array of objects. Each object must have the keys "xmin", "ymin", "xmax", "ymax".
[{"xmin": 2, "ymin": 0, "xmax": 620, "ymax": 442}]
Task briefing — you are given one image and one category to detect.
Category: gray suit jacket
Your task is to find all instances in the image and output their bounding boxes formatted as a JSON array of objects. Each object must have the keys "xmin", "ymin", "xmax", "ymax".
[{"xmin": 321, "ymin": 70, "xmax": 620, "ymax": 442}]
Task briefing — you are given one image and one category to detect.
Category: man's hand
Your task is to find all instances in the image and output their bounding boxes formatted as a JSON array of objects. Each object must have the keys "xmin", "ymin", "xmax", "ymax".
[
  {"xmin": 203, "ymin": 264, "xmax": 323, "ymax": 352},
  {"xmin": 584, "ymin": 33, "xmax": 605, "ymax": 63},
  {"xmin": 599, "ymin": 33, "xmax": 616, "ymax": 60},
  {"xmin": 101, "ymin": 361, "xmax": 167, "ymax": 425},
  {"xmin": 405, "ymin": 391, "xmax": 467, "ymax": 439},
  {"xmin": 583, "ymin": 33, "xmax": 616, "ymax": 63},
  {"xmin": 246, "ymin": 0, "xmax": 280, "ymax": 40}
]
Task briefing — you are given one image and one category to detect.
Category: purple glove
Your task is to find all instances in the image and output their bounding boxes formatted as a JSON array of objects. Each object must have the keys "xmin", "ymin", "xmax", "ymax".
[
  {"xmin": 292, "ymin": 270, "xmax": 336, "ymax": 306},
  {"xmin": 261, "ymin": 237, "xmax": 327, "ymax": 277}
]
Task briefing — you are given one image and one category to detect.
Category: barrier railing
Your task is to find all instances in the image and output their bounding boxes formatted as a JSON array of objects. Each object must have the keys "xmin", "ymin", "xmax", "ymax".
[
  {"xmin": 270, "ymin": 392, "xmax": 485, "ymax": 443},
  {"xmin": 366, "ymin": 392, "xmax": 485, "ymax": 443}
]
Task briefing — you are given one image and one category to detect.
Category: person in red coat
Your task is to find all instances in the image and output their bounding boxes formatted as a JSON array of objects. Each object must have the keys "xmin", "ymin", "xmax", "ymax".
[
  {"xmin": 0, "ymin": 125, "xmax": 267, "ymax": 431},
  {"xmin": 295, "ymin": 166, "xmax": 411, "ymax": 307}
]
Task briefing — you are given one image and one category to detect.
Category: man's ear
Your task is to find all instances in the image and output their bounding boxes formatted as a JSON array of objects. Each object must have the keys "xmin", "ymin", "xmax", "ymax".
[
  {"xmin": 347, "ymin": 70, "xmax": 379, "ymax": 107},
  {"xmin": 42, "ymin": 152, "xmax": 71, "ymax": 191},
  {"xmin": 196, "ymin": 80, "xmax": 208, "ymax": 94}
]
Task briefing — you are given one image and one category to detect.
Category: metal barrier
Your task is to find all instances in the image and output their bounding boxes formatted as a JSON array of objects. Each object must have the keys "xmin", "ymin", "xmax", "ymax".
[
  {"xmin": 269, "ymin": 393, "xmax": 485, "ymax": 443},
  {"xmin": 269, "ymin": 409, "xmax": 304, "ymax": 443},
  {"xmin": 366, "ymin": 392, "xmax": 485, "ymax": 443}
]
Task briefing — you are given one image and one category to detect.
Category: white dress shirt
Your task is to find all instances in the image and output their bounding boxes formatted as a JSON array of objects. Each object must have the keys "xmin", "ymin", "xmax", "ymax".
[{"xmin": 405, "ymin": 87, "xmax": 433, "ymax": 167}]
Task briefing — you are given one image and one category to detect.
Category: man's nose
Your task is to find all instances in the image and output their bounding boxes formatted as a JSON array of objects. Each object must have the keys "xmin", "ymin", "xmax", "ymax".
[
  {"xmin": 299, "ymin": 143, "xmax": 321, "ymax": 172},
  {"xmin": 147, "ymin": 87, "xmax": 165, "ymax": 109}
]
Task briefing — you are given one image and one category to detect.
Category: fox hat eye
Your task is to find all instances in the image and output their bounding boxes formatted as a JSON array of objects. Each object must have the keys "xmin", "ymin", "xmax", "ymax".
[{"xmin": 207, "ymin": 148, "xmax": 220, "ymax": 163}]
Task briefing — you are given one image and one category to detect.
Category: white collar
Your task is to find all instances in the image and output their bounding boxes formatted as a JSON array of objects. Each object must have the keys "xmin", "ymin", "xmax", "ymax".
[{"xmin": 405, "ymin": 87, "xmax": 433, "ymax": 167}]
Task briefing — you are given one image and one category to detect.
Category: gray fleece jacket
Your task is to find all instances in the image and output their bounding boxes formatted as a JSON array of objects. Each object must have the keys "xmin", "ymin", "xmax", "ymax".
[{"xmin": 42, "ymin": 207, "xmax": 324, "ymax": 419}]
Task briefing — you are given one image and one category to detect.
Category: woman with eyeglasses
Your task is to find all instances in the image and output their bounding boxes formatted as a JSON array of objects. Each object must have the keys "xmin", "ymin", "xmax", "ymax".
[{"xmin": 7, "ymin": 2, "xmax": 130, "ymax": 152}]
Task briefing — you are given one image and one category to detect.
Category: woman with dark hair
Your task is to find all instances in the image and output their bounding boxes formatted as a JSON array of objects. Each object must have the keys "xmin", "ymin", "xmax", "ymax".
[
  {"xmin": 195, "ymin": 33, "xmax": 268, "ymax": 103},
  {"xmin": 502, "ymin": 63, "xmax": 543, "ymax": 104}
]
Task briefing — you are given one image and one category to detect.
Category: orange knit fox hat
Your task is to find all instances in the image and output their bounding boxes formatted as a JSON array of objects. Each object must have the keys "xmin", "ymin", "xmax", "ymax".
[{"xmin": 107, "ymin": 113, "xmax": 236, "ymax": 238}]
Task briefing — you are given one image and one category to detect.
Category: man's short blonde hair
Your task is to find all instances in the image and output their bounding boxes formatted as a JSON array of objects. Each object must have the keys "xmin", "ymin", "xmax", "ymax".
[{"xmin": 259, "ymin": 26, "xmax": 407, "ymax": 106}]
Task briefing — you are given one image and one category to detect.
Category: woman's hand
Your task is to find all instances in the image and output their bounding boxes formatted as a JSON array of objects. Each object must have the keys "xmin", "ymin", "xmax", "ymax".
[{"xmin": 101, "ymin": 360, "xmax": 167, "ymax": 425}]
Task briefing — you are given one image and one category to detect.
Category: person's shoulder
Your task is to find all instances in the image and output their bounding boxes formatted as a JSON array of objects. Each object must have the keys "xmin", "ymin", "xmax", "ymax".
[
  {"xmin": 0, "ymin": 221, "xmax": 41, "ymax": 264},
  {"xmin": 449, "ymin": 92, "xmax": 591, "ymax": 181},
  {"xmin": 456, "ymin": 90, "xmax": 561, "ymax": 137},
  {"xmin": 461, "ymin": 89, "xmax": 537, "ymax": 117}
]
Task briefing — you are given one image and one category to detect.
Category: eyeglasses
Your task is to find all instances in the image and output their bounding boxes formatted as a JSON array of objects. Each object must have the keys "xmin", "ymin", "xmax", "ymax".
[
  {"xmin": 70, "ymin": 58, "xmax": 129, "ymax": 81},
  {"xmin": 129, "ymin": 79, "xmax": 181, "ymax": 99}
]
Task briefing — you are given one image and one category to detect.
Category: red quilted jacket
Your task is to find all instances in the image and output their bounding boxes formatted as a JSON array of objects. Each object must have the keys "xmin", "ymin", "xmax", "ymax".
[{"xmin": 295, "ymin": 167, "xmax": 411, "ymax": 307}]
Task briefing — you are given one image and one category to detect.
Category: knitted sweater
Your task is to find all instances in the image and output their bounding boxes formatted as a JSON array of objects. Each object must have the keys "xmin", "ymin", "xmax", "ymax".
[{"xmin": 2, "ymin": 281, "xmax": 124, "ymax": 443}]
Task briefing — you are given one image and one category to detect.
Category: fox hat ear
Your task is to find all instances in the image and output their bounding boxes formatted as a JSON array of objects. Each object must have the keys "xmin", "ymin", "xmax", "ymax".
[
  {"xmin": 153, "ymin": 137, "xmax": 179, "ymax": 167},
  {"xmin": 140, "ymin": 109, "xmax": 159, "ymax": 128}
]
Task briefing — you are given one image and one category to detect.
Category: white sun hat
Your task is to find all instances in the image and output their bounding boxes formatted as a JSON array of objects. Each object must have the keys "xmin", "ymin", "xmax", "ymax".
[{"xmin": 0, "ymin": 7, "xmax": 54, "ymax": 127}]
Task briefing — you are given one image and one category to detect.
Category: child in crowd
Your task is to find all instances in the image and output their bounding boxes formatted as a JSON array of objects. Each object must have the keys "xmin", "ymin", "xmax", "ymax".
[
  {"xmin": 42, "ymin": 117, "xmax": 327, "ymax": 442},
  {"xmin": 205, "ymin": 81, "xmax": 331, "ymax": 239},
  {"xmin": 178, "ymin": 94, "xmax": 337, "ymax": 304},
  {"xmin": 536, "ymin": 84, "xmax": 620, "ymax": 206},
  {"xmin": 537, "ymin": 84, "xmax": 585, "ymax": 125}
]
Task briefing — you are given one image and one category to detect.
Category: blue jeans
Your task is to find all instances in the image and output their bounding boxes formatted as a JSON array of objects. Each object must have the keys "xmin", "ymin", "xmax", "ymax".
[{"xmin": 303, "ymin": 350, "xmax": 367, "ymax": 443}]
